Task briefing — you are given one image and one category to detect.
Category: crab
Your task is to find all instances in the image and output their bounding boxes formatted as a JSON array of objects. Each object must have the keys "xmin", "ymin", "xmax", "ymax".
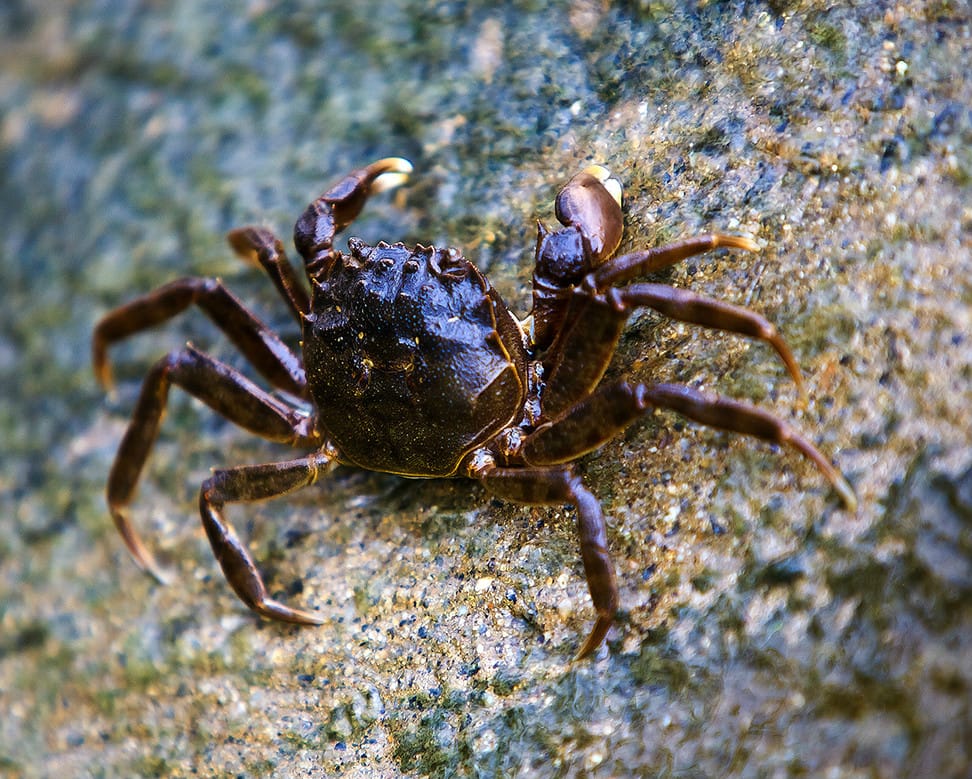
[{"xmin": 93, "ymin": 158, "xmax": 855, "ymax": 658}]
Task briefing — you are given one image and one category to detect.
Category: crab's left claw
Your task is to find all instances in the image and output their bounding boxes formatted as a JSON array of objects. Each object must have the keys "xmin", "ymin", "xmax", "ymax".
[
  {"xmin": 366, "ymin": 157, "xmax": 413, "ymax": 196},
  {"xmin": 555, "ymin": 165, "xmax": 624, "ymax": 265},
  {"xmin": 294, "ymin": 157, "xmax": 413, "ymax": 263},
  {"xmin": 317, "ymin": 157, "xmax": 412, "ymax": 233}
]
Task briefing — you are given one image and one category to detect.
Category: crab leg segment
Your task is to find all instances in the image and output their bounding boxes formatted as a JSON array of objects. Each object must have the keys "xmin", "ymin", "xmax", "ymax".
[
  {"xmin": 588, "ymin": 233, "xmax": 759, "ymax": 291},
  {"xmin": 637, "ymin": 383, "xmax": 856, "ymax": 509},
  {"xmin": 541, "ymin": 279, "xmax": 804, "ymax": 421},
  {"xmin": 92, "ymin": 276, "xmax": 306, "ymax": 397},
  {"xmin": 106, "ymin": 346, "xmax": 320, "ymax": 583},
  {"xmin": 523, "ymin": 380, "xmax": 856, "ymax": 510},
  {"xmin": 200, "ymin": 449, "xmax": 338, "ymax": 624},
  {"xmin": 293, "ymin": 157, "xmax": 413, "ymax": 276},
  {"xmin": 471, "ymin": 461, "xmax": 619, "ymax": 659},
  {"xmin": 619, "ymin": 283, "xmax": 804, "ymax": 392},
  {"xmin": 227, "ymin": 226, "xmax": 310, "ymax": 322}
]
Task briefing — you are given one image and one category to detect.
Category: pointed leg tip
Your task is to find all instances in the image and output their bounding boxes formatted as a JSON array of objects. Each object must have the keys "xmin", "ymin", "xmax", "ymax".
[
  {"xmin": 726, "ymin": 235, "xmax": 760, "ymax": 252},
  {"xmin": 95, "ymin": 368, "xmax": 116, "ymax": 396},
  {"xmin": 146, "ymin": 563, "xmax": 175, "ymax": 586},
  {"xmin": 786, "ymin": 361, "xmax": 807, "ymax": 399},
  {"xmin": 835, "ymin": 476, "xmax": 858, "ymax": 513},
  {"xmin": 109, "ymin": 504, "xmax": 173, "ymax": 584},
  {"xmin": 711, "ymin": 233, "xmax": 759, "ymax": 253},
  {"xmin": 256, "ymin": 598, "xmax": 326, "ymax": 626},
  {"xmin": 288, "ymin": 612, "xmax": 326, "ymax": 627},
  {"xmin": 225, "ymin": 227, "xmax": 267, "ymax": 264},
  {"xmin": 127, "ymin": 543, "xmax": 174, "ymax": 585},
  {"xmin": 572, "ymin": 615, "xmax": 613, "ymax": 661},
  {"xmin": 130, "ymin": 546, "xmax": 174, "ymax": 585},
  {"xmin": 795, "ymin": 378, "xmax": 809, "ymax": 402},
  {"xmin": 93, "ymin": 348, "xmax": 116, "ymax": 394}
]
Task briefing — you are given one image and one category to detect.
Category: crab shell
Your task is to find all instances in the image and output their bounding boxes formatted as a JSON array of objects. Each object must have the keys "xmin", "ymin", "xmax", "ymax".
[{"xmin": 304, "ymin": 238, "xmax": 528, "ymax": 476}]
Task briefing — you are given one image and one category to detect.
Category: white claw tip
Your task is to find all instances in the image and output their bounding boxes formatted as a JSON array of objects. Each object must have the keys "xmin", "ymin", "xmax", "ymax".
[
  {"xmin": 371, "ymin": 171, "xmax": 411, "ymax": 194},
  {"xmin": 581, "ymin": 164, "xmax": 623, "ymax": 208},
  {"xmin": 581, "ymin": 164, "xmax": 612, "ymax": 181},
  {"xmin": 601, "ymin": 177, "xmax": 623, "ymax": 208},
  {"xmin": 369, "ymin": 157, "xmax": 413, "ymax": 194},
  {"xmin": 380, "ymin": 156, "xmax": 414, "ymax": 174}
]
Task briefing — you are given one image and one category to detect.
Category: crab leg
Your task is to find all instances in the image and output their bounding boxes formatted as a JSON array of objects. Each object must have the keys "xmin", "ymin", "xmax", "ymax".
[
  {"xmin": 539, "ymin": 291, "xmax": 628, "ymax": 418},
  {"xmin": 522, "ymin": 380, "xmax": 856, "ymax": 510},
  {"xmin": 470, "ymin": 461, "xmax": 618, "ymax": 659},
  {"xmin": 93, "ymin": 276, "xmax": 306, "ymax": 397},
  {"xmin": 227, "ymin": 226, "xmax": 310, "ymax": 322},
  {"xmin": 107, "ymin": 346, "xmax": 320, "ymax": 582},
  {"xmin": 200, "ymin": 449, "xmax": 338, "ymax": 624},
  {"xmin": 619, "ymin": 283, "xmax": 804, "ymax": 392},
  {"xmin": 293, "ymin": 157, "xmax": 412, "ymax": 278},
  {"xmin": 587, "ymin": 233, "xmax": 758, "ymax": 290},
  {"xmin": 541, "ymin": 279, "xmax": 804, "ymax": 420}
]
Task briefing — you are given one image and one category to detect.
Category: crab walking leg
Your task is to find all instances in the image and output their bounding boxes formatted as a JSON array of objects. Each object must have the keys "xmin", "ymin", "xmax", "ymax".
[
  {"xmin": 473, "ymin": 463, "xmax": 619, "ymax": 659},
  {"xmin": 540, "ymin": 292, "xmax": 629, "ymax": 418},
  {"xmin": 619, "ymin": 283, "xmax": 804, "ymax": 392},
  {"xmin": 227, "ymin": 226, "xmax": 310, "ymax": 322},
  {"xmin": 200, "ymin": 449, "xmax": 338, "ymax": 624},
  {"xmin": 588, "ymin": 233, "xmax": 759, "ymax": 291},
  {"xmin": 541, "ymin": 279, "xmax": 803, "ymax": 420},
  {"xmin": 522, "ymin": 380, "xmax": 856, "ymax": 510},
  {"xmin": 93, "ymin": 277, "xmax": 307, "ymax": 397},
  {"xmin": 107, "ymin": 346, "xmax": 320, "ymax": 582}
]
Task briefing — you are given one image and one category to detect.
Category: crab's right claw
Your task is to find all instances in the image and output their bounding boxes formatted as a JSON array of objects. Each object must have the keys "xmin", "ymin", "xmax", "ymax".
[
  {"xmin": 367, "ymin": 157, "xmax": 413, "ymax": 195},
  {"xmin": 555, "ymin": 165, "xmax": 624, "ymax": 265}
]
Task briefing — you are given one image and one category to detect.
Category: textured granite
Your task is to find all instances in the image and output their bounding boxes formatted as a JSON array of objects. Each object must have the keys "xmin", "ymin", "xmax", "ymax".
[{"xmin": 1, "ymin": 1, "xmax": 969, "ymax": 776}]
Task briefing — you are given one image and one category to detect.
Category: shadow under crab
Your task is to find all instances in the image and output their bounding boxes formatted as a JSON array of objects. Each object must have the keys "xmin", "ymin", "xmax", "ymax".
[{"xmin": 93, "ymin": 158, "xmax": 855, "ymax": 658}]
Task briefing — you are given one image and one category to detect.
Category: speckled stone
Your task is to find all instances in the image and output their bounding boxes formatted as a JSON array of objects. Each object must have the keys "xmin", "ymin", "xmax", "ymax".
[{"xmin": 1, "ymin": 2, "xmax": 970, "ymax": 777}]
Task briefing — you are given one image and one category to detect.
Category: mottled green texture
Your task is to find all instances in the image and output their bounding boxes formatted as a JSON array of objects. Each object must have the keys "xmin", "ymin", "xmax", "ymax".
[{"xmin": 1, "ymin": 1, "xmax": 970, "ymax": 777}]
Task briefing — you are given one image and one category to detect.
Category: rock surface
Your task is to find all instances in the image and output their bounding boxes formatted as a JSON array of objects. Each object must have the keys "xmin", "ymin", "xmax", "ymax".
[{"xmin": 1, "ymin": 2, "xmax": 969, "ymax": 776}]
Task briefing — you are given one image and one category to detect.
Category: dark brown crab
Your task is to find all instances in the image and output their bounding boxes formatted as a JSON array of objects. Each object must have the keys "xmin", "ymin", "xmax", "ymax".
[{"xmin": 93, "ymin": 158, "xmax": 855, "ymax": 658}]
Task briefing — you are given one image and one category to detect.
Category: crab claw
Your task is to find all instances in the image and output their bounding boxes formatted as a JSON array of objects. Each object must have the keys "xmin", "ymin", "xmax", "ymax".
[
  {"xmin": 367, "ymin": 157, "xmax": 413, "ymax": 195},
  {"xmin": 321, "ymin": 157, "xmax": 413, "ymax": 231},
  {"xmin": 294, "ymin": 157, "xmax": 413, "ymax": 262},
  {"xmin": 555, "ymin": 164, "xmax": 624, "ymax": 265}
]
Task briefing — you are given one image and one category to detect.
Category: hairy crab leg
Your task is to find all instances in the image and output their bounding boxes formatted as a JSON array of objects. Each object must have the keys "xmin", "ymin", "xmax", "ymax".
[
  {"xmin": 227, "ymin": 226, "xmax": 310, "ymax": 322},
  {"xmin": 522, "ymin": 380, "xmax": 856, "ymax": 510},
  {"xmin": 540, "ymin": 276, "xmax": 804, "ymax": 420},
  {"xmin": 93, "ymin": 276, "xmax": 306, "ymax": 397},
  {"xmin": 200, "ymin": 448, "xmax": 338, "ymax": 624},
  {"xmin": 107, "ymin": 346, "xmax": 320, "ymax": 582},
  {"xmin": 468, "ymin": 459, "xmax": 618, "ymax": 659},
  {"xmin": 588, "ymin": 233, "xmax": 759, "ymax": 291},
  {"xmin": 617, "ymin": 283, "xmax": 804, "ymax": 393}
]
